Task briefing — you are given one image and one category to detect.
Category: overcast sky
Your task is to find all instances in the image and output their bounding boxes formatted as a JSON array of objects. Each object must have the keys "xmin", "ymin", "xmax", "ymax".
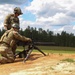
[{"xmin": 0, "ymin": 0, "xmax": 75, "ymax": 35}]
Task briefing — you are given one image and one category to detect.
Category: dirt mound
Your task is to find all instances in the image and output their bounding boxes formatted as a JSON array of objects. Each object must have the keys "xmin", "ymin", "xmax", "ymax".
[{"xmin": 0, "ymin": 53, "xmax": 75, "ymax": 75}]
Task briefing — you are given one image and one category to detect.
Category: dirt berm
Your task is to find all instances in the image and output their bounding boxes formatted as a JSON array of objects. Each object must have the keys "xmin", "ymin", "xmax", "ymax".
[{"xmin": 0, "ymin": 52, "xmax": 75, "ymax": 75}]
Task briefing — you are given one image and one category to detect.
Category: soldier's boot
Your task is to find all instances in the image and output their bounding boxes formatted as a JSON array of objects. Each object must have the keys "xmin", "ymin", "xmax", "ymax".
[{"xmin": 0, "ymin": 57, "xmax": 7, "ymax": 64}]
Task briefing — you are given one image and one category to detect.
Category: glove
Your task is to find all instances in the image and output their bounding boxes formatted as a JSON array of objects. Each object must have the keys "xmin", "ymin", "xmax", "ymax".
[{"xmin": 27, "ymin": 38, "xmax": 32, "ymax": 42}]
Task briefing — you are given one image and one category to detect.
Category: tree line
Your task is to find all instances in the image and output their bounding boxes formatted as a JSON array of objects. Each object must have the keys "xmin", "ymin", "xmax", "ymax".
[{"xmin": 0, "ymin": 26, "xmax": 75, "ymax": 47}]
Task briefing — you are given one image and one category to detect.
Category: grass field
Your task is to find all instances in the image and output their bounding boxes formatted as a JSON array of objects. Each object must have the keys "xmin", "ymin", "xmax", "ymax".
[{"xmin": 17, "ymin": 46, "xmax": 75, "ymax": 54}]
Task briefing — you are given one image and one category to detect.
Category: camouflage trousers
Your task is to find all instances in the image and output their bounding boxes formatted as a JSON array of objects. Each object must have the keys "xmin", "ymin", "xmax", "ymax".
[{"xmin": 0, "ymin": 45, "xmax": 15, "ymax": 64}]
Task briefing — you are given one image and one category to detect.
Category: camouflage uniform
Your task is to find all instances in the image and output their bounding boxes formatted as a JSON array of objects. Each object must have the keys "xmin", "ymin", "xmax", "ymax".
[
  {"xmin": 4, "ymin": 7, "xmax": 23, "ymax": 30},
  {"xmin": 4, "ymin": 14, "xmax": 19, "ymax": 30},
  {"xmin": 0, "ymin": 28, "xmax": 31, "ymax": 64}
]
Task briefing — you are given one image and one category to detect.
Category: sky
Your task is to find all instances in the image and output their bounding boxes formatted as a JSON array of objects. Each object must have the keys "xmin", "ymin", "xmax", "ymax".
[{"xmin": 0, "ymin": 0, "xmax": 75, "ymax": 35}]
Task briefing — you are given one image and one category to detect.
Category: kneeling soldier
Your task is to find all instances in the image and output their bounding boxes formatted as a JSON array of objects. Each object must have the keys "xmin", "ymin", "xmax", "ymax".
[{"xmin": 0, "ymin": 23, "xmax": 32, "ymax": 64}]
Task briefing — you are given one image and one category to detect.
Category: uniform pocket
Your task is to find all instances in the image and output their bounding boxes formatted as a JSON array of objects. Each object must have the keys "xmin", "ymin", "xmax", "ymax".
[{"xmin": 0, "ymin": 46, "xmax": 8, "ymax": 54}]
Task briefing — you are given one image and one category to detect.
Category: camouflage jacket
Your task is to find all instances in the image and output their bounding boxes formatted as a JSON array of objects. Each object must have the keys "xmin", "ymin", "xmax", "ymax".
[
  {"xmin": 0, "ymin": 28, "xmax": 30, "ymax": 48},
  {"xmin": 4, "ymin": 14, "xmax": 19, "ymax": 30}
]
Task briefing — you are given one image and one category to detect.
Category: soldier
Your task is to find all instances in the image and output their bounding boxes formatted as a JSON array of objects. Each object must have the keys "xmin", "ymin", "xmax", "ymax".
[
  {"xmin": 4, "ymin": 7, "xmax": 23, "ymax": 30},
  {"xmin": 0, "ymin": 23, "xmax": 32, "ymax": 64}
]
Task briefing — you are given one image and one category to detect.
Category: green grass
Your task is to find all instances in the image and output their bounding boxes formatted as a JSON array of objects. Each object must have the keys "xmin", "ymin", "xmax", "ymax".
[
  {"xmin": 61, "ymin": 58, "xmax": 75, "ymax": 62},
  {"xmin": 0, "ymin": 46, "xmax": 75, "ymax": 58},
  {"xmin": 38, "ymin": 46, "xmax": 75, "ymax": 51},
  {"xmin": 17, "ymin": 46, "xmax": 75, "ymax": 54}
]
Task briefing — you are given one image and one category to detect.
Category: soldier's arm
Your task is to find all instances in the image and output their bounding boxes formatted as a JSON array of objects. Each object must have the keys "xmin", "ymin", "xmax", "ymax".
[
  {"xmin": 4, "ymin": 14, "xmax": 10, "ymax": 30},
  {"xmin": 13, "ymin": 31, "xmax": 31, "ymax": 42}
]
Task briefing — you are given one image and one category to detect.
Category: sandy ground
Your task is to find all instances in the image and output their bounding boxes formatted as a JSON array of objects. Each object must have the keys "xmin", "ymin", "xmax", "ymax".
[{"xmin": 0, "ymin": 52, "xmax": 75, "ymax": 75}]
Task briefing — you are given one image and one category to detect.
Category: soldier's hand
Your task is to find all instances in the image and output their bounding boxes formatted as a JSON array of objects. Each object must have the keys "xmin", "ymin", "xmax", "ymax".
[{"xmin": 27, "ymin": 38, "xmax": 32, "ymax": 42}]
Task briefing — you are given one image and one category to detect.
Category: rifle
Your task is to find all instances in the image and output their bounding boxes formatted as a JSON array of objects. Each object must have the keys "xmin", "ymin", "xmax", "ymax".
[{"xmin": 15, "ymin": 41, "xmax": 46, "ymax": 62}]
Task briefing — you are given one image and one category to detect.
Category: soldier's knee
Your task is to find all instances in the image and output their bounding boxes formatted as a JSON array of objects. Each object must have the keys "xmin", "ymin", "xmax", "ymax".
[
  {"xmin": 7, "ymin": 57, "xmax": 15, "ymax": 63},
  {"xmin": 0, "ymin": 57, "xmax": 15, "ymax": 64},
  {"xmin": 0, "ymin": 57, "xmax": 7, "ymax": 64}
]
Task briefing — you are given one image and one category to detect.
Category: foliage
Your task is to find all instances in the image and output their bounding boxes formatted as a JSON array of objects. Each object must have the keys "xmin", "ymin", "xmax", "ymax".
[
  {"xmin": 17, "ymin": 46, "xmax": 75, "ymax": 53},
  {"xmin": 0, "ymin": 26, "xmax": 75, "ymax": 47}
]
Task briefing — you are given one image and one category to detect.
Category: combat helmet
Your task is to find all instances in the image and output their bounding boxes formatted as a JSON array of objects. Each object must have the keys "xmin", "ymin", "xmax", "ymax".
[
  {"xmin": 14, "ymin": 7, "xmax": 23, "ymax": 15},
  {"xmin": 12, "ymin": 23, "xmax": 20, "ymax": 29}
]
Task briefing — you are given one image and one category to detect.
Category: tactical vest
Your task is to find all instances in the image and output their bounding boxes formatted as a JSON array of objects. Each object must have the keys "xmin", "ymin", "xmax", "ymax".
[
  {"xmin": 0, "ymin": 30, "xmax": 16, "ymax": 47},
  {"xmin": 10, "ymin": 14, "xmax": 19, "ymax": 25},
  {"xmin": 4, "ymin": 14, "xmax": 19, "ymax": 30}
]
